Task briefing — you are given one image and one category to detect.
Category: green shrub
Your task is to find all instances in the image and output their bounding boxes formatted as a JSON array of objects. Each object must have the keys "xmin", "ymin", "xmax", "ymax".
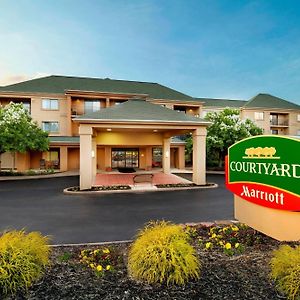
[
  {"xmin": 128, "ymin": 220, "xmax": 200, "ymax": 285},
  {"xmin": 26, "ymin": 169, "xmax": 36, "ymax": 176},
  {"xmin": 270, "ymin": 245, "xmax": 300, "ymax": 300},
  {"xmin": 0, "ymin": 230, "xmax": 50, "ymax": 296}
]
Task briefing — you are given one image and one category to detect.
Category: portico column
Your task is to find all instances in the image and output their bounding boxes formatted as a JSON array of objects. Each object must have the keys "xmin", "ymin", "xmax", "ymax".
[
  {"xmin": 92, "ymin": 138, "xmax": 97, "ymax": 177},
  {"xmin": 178, "ymin": 145, "xmax": 185, "ymax": 170},
  {"xmin": 79, "ymin": 125, "xmax": 93, "ymax": 190},
  {"xmin": 59, "ymin": 146, "xmax": 68, "ymax": 172},
  {"xmin": 104, "ymin": 146, "xmax": 112, "ymax": 171},
  {"xmin": 192, "ymin": 127, "xmax": 207, "ymax": 185},
  {"xmin": 162, "ymin": 137, "xmax": 171, "ymax": 174}
]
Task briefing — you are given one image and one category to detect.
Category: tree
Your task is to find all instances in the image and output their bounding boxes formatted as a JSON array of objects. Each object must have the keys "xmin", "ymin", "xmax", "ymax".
[
  {"xmin": 0, "ymin": 102, "xmax": 49, "ymax": 170},
  {"xmin": 205, "ymin": 108, "xmax": 263, "ymax": 168}
]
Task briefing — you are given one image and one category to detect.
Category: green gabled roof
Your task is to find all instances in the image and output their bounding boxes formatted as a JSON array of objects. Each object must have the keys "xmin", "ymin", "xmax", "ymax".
[
  {"xmin": 75, "ymin": 99, "xmax": 209, "ymax": 124},
  {"xmin": 243, "ymin": 94, "xmax": 300, "ymax": 110},
  {"xmin": 49, "ymin": 136, "xmax": 79, "ymax": 143},
  {"xmin": 0, "ymin": 75, "xmax": 194, "ymax": 101},
  {"xmin": 195, "ymin": 97, "xmax": 247, "ymax": 108}
]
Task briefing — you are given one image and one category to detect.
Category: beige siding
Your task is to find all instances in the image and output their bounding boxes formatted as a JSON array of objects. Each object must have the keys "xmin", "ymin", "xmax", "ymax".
[{"xmin": 31, "ymin": 96, "xmax": 70, "ymax": 136}]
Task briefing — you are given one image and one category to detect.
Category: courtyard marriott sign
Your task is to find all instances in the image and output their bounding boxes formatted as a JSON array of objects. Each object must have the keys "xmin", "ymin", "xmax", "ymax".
[{"xmin": 226, "ymin": 135, "xmax": 300, "ymax": 241}]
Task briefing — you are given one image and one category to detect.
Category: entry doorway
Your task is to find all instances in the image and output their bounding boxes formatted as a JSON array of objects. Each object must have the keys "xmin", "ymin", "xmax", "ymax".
[{"xmin": 111, "ymin": 148, "xmax": 139, "ymax": 168}]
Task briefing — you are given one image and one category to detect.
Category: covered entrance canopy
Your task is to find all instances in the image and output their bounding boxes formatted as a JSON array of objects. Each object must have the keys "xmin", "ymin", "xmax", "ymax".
[{"xmin": 74, "ymin": 99, "xmax": 210, "ymax": 190}]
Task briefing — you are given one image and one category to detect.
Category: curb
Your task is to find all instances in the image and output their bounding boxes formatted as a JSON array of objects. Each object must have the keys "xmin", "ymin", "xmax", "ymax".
[
  {"xmin": 49, "ymin": 220, "xmax": 238, "ymax": 247},
  {"xmin": 63, "ymin": 183, "xmax": 218, "ymax": 195},
  {"xmin": 0, "ymin": 173, "xmax": 79, "ymax": 181},
  {"xmin": 51, "ymin": 239, "xmax": 133, "ymax": 248}
]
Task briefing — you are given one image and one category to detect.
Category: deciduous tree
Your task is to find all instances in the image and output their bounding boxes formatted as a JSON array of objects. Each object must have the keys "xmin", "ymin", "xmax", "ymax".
[
  {"xmin": 205, "ymin": 108, "xmax": 263, "ymax": 167},
  {"xmin": 0, "ymin": 102, "xmax": 49, "ymax": 170}
]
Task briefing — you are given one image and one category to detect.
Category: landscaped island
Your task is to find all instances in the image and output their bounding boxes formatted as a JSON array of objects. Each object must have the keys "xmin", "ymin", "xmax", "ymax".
[{"xmin": 1, "ymin": 222, "xmax": 299, "ymax": 300}]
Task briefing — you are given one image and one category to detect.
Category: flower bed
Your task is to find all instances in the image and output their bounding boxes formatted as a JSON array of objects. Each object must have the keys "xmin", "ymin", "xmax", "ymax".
[
  {"xmin": 3, "ymin": 223, "xmax": 299, "ymax": 300},
  {"xmin": 66, "ymin": 185, "xmax": 131, "ymax": 192},
  {"xmin": 0, "ymin": 169, "xmax": 55, "ymax": 176},
  {"xmin": 155, "ymin": 183, "xmax": 215, "ymax": 188}
]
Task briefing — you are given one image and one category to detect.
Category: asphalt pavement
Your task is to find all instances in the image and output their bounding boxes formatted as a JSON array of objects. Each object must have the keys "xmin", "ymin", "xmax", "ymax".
[{"xmin": 0, "ymin": 174, "xmax": 233, "ymax": 244}]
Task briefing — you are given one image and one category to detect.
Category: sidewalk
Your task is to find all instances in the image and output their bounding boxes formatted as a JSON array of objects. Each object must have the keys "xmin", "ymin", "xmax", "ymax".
[{"xmin": 0, "ymin": 170, "xmax": 79, "ymax": 181}]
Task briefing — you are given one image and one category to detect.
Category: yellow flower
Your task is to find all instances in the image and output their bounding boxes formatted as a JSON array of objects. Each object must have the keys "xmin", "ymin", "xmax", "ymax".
[
  {"xmin": 96, "ymin": 265, "xmax": 103, "ymax": 271},
  {"xmin": 211, "ymin": 233, "xmax": 217, "ymax": 239},
  {"xmin": 90, "ymin": 263, "xmax": 95, "ymax": 269},
  {"xmin": 231, "ymin": 226, "xmax": 239, "ymax": 231},
  {"xmin": 225, "ymin": 242, "xmax": 232, "ymax": 250},
  {"xmin": 102, "ymin": 248, "xmax": 110, "ymax": 254},
  {"xmin": 93, "ymin": 249, "xmax": 100, "ymax": 255},
  {"xmin": 235, "ymin": 243, "xmax": 240, "ymax": 248},
  {"xmin": 106, "ymin": 265, "xmax": 111, "ymax": 270},
  {"xmin": 219, "ymin": 241, "xmax": 225, "ymax": 246},
  {"xmin": 205, "ymin": 242, "xmax": 212, "ymax": 249},
  {"xmin": 83, "ymin": 256, "xmax": 88, "ymax": 260}
]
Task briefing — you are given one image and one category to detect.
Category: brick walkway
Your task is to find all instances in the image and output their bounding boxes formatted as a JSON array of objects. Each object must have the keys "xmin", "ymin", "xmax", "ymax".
[{"xmin": 93, "ymin": 172, "xmax": 191, "ymax": 186}]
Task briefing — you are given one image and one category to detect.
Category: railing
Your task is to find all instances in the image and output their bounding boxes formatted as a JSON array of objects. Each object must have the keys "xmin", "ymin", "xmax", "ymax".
[{"xmin": 270, "ymin": 120, "xmax": 289, "ymax": 126}]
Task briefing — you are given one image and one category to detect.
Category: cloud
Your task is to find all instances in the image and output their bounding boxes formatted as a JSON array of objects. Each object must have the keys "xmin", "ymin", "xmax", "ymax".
[{"xmin": 0, "ymin": 73, "xmax": 49, "ymax": 86}]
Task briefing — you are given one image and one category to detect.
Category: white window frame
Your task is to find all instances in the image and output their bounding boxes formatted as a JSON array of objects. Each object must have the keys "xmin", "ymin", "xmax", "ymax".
[
  {"xmin": 42, "ymin": 121, "xmax": 59, "ymax": 133},
  {"xmin": 84, "ymin": 100, "xmax": 101, "ymax": 113},
  {"xmin": 42, "ymin": 99, "xmax": 59, "ymax": 110},
  {"xmin": 254, "ymin": 112, "xmax": 264, "ymax": 121}
]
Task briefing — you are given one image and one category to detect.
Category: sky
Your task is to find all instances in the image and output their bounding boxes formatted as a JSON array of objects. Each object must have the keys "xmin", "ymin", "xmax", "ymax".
[{"xmin": 0, "ymin": 0, "xmax": 300, "ymax": 104}]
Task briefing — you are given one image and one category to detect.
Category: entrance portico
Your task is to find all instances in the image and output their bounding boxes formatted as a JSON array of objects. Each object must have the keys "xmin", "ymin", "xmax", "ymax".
[{"xmin": 75, "ymin": 99, "xmax": 210, "ymax": 190}]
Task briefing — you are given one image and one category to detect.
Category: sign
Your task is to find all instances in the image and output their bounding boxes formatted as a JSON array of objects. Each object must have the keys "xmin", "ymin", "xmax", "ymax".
[{"xmin": 226, "ymin": 135, "xmax": 300, "ymax": 211}]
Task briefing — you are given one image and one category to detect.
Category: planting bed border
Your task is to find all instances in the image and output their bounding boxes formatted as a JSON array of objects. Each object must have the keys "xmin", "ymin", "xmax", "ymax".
[{"xmin": 63, "ymin": 182, "xmax": 218, "ymax": 195}]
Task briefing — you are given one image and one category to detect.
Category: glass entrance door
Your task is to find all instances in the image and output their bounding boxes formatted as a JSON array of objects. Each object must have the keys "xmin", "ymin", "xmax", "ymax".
[{"xmin": 111, "ymin": 148, "xmax": 139, "ymax": 168}]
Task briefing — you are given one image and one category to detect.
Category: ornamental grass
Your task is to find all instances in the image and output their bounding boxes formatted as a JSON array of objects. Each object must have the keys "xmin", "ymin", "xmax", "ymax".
[
  {"xmin": 270, "ymin": 245, "xmax": 300, "ymax": 300},
  {"xmin": 128, "ymin": 220, "xmax": 200, "ymax": 285},
  {"xmin": 0, "ymin": 230, "xmax": 50, "ymax": 296}
]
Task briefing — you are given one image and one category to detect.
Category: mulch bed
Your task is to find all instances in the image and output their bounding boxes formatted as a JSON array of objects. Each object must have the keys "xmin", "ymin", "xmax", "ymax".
[
  {"xmin": 66, "ymin": 185, "xmax": 132, "ymax": 192},
  {"xmin": 7, "ymin": 225, "xmax": 298, "ymax": 300}
]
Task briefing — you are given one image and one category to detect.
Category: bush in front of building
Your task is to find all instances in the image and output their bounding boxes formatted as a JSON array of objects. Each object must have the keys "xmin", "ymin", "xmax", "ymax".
[
  {"xmin": 127, "ymin": 220, "xmax": 200, "ymax": 285},
  {"xmin": 270, "ymin": 245, "xmax": 300, "ymax": 300},
  {"xmin": 0, "ymin": 230, "xmax": 50, "ymax": 296}
]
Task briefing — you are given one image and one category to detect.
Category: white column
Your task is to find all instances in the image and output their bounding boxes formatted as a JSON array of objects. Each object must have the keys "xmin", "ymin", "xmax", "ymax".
[
  {"xmin": 192, "ymin": 127, "xmax": 207, "ymax": 185},
  {"xmin": 162, "ymin": 137, "xmax": 171, "ymax": 174},
  {"xmin": 79, "ymin": 125, "xmax": 93, "ymax": 190},
  {"xmin": 92, "ymin": 138, "xmax": 97, "ymax": 177}
]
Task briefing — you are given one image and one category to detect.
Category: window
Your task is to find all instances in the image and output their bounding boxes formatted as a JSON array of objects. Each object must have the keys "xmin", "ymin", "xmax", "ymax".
[
  {"xmin": 22, "ymin": 102, "xmax": 31, "ymax": 113},
  {"xmin": 84, "ymin": 100, "xmax": 101, "ymax": 113},
  {"xmin": 297, "ymin": 130, "xmax": 300, "ymax": 136},
  {"xmin": 174, "ymin": 106, "xmax": 186, "ymax": 113},
  {"xmin": 255, "ymin": 112, "xmax": 264, "ymax": 120},
  {"xmin": 297, "ymin": 114, "xmax": 300, "ymax": 122},
  {"xmin": 42, "ymin": 121, "xmax": 59, "ymax": 133},
  {"xmin": 271, "ymin": 129, "xmax": 279, "ymax": 135},
  {"xmin": 152, "ymin": 147, "xmax": 162, "ymax": 168},
  {"xmin": 42, "ymin": 99, "xmax": 59, "ymax": 110}
]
